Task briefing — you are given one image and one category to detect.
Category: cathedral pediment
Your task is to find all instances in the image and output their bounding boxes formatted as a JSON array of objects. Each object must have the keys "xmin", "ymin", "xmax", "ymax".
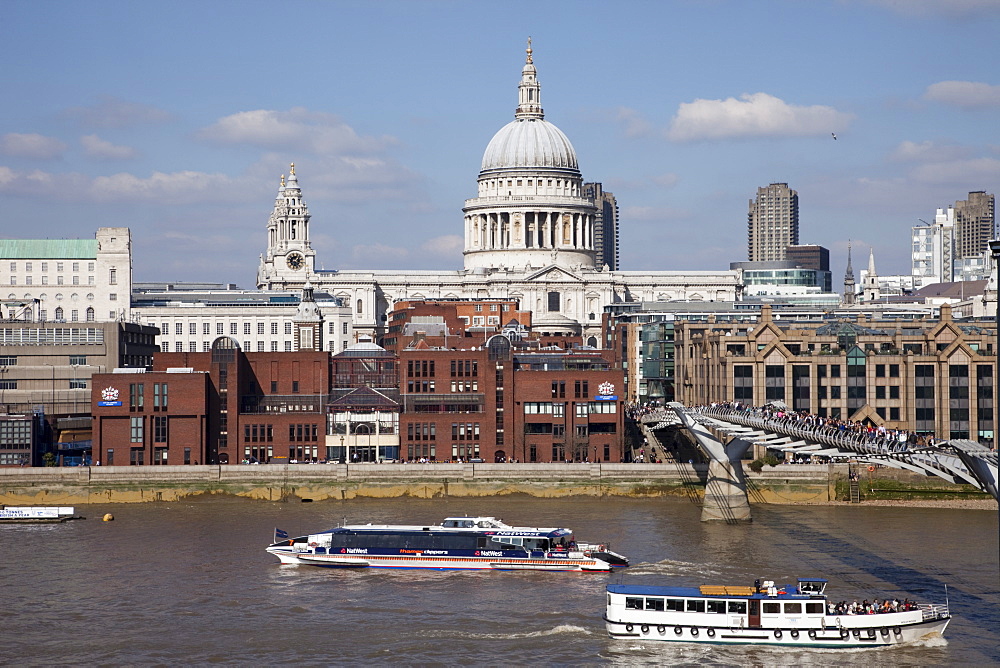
[{"xmin": 524, "ymin": 265, "xmax": 583, "ymax": 282}]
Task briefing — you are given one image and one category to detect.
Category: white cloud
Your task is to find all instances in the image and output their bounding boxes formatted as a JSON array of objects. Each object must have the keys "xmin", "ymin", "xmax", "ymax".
[
  {"xmin": 923, "ymin": 81, "xmax": 1000, "ymax": 108},
  {"xmin": 889, "ymin": 140, "xmax": 973, "ymax": 163},
  {"xmin": 909, "ymin": 157, "xmax": 1000, "ymax": 186},
  {"xmin": 861, "ymin": 0, "xmax": 1000, "ymax": 18},
  {"xmin": 199, "ymin": 107, "xmax": 398, "ymax": 154},
  {"xmin": 90, "ymin": 170, "xmax": 241, "ymax": 202},
  {"xmin": 420, "ymin": 235, "xmax": 463, "ymax": 257},
  {"xmin": 0, "ymin": 133, "xmax": 67, "ymax": 159},
  {"xmin": 81, "ymin": 134, "xmax": 138, "ymax": 160},
  {"xmin": 349, "ymin": 242, "xmax": 410, "ymax": 264},
  {"xmin": 667, "ymin": 92, "xmax": 853, "ymax": 141},
  {"xmin": 615, "ymin": 107, "xmax": 654, "ymax": 138},
  {"xmin": 63, "ymin": 96, "xmax": 173, "ymax": 129}
]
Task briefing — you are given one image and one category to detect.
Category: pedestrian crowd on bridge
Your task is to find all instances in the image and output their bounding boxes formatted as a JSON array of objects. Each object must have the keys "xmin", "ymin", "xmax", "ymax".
[
  {"xmin": 827, "ymin": 598, "xmax": 920, "ymax": 615},
  {"xmin": 699, "ymin": 401, "xmax": 938, "ymax": 455}
]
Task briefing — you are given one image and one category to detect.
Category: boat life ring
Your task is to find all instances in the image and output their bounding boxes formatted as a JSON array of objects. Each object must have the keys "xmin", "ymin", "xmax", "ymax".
[
  {"xmin": 790, "ymin": 629, "xmax": 799, "ymax": 639},
  {"xmin": 808, "ymin": 630, "xmax": 817, "ymax": 639},
  {"xmin": 625, "ymin": 624, "xmax": 633, "ymax": 633},
  {"xmin": 880, "ymin": 627, "xmax": 890, "ymax": 637},
  {"xmin": 690, "ymin": 627, "xmax": 699, "ymax": 637},
  {"xmin": 893, "ymin": 626, "xmax": 902, "ymax": 636},
  {"xmin": 852, "ymin": 629, "xmax": 861, "ymax": 638},
  {"xmin": 308, "ymin": 542, "xmax": 318, "ymax": 547},
  {"xmin": 584, "ymin": 551, "xmax": 592, "ymax": 557},
  {"xmin": 867, "ymin": 466, "xmax": 875, "ymax": 472},
  {"xmin": 706, "ymin": 628, "xmax": 716, "ymax": 638},
  {"xmin": 599, "ymin": 544, "xmax": 606, "ymax": 551},
  {"xmin": 867, "ymin": 629, "xmax": 876, "ymax": 638},
  {"xmin": 657, "ymin": 625, "xmax": 666, "ymax": 635},
  {"xmin": 640, "ymin": 625, "xmax": 649, "ymax": 634},
  {"xmin": 773, "ymin": 629, "xmax": 782, "ymax": 640},
  {"xmin": 840, "ymin": 628, "xmax": 849, "ymax": 639},
  {"xmin": 674, "ymin": 626, "xmax": 683, "ymax": 635}
]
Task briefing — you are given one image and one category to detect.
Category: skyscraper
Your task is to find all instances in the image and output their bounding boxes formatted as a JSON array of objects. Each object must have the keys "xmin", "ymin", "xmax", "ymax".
[
  {"xmin": 583, "ymin": 182, "xmax": 619, "ymax": 270},
  {"xmin": 954, "ymin": 191, "xmax": 995, "ymax": 260},
  {"xmin": 748, "ymin": 183, "xmax": 799, "ymax": 262}
]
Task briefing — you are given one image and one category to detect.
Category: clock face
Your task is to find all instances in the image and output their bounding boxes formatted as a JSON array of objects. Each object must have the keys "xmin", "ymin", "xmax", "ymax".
[{"xmin": 286, "ymin": 252, "xmax": 305, "ymax": 270}]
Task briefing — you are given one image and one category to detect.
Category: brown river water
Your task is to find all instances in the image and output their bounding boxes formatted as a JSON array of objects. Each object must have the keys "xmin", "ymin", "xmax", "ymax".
[{"xmin": 2, "ymin": 496, "xmax": 997, "ymax": 666}]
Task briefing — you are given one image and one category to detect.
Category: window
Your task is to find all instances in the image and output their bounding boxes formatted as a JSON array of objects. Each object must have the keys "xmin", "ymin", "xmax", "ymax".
[
  {"xmin": 154, "ymin": 416, "xmax": 168, "ymax": 443},
  {"xmin": 189, "ymin": 322, "xmax": 197, "ymax": 335},
  {"xmin": 284, "ymin": 322, "xmax": 292, "ymax": 335},
  {"xmin": 230, "ymin": 323, "xmax": 238, "ymax": 335},
  {"xmin": 130, "ymin": 416, "xmax": 144, "ymax": 443},
  {"xmin": 217, "ymin": 323, "xmax": 224, "ymax": 335},
  {"xmin": 271, "ymin": 322, "xmax": 279, "ymax": 335},
  {"xmin": 244, "ymin": 323, "xmax": 251, "ymax": 335},
  {"xmin": 258, "ymin": 322, "xmax": 265, "ymax": 335},
  {"xmin": 69, "ymin": 355, "xmax": 86, "ymax": 365},
  {"xmin": 547, "ymin": 291, "xmax": 560, "ymax": 312},
  {"xmin": 109, "ymin": 268, "xmax": 117, "ymax": 285},
  {"xmin": 129, "ymin": 383, "xmax": 144, "ymax": 411}
]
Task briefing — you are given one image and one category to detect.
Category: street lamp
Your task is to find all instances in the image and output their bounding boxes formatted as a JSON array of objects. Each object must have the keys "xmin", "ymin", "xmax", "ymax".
[{"xmin": 339, "ymin": 434, "xmax": 346, "ymax": 465}]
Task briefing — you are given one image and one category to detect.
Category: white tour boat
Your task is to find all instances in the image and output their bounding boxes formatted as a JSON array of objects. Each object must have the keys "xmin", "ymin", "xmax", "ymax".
[
  {"xmin": 605, "ymin": 578, "xmax": 950, "ymax": 647},
  {"xmin": 267, "ymin": 516, "xmax": 629, "ymax": 572}
]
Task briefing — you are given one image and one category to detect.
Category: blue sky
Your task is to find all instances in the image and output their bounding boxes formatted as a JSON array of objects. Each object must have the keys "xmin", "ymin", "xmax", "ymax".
[{"xmin": 2, "ymin": 0, "xmax": 999, "ymax": 287}]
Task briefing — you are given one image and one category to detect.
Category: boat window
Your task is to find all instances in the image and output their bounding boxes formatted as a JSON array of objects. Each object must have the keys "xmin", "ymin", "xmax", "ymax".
[
  {"xmin": 784, "ymin": 603, "xmax": 802, "ymax": 614},
  {"xmin": 666, "ymin": 599, "xmax": 684, "ymax": 612},
  {"xmin": 706, "ymin": 600, "xmax": 726, "ymax": 614},
  {"xmin": 645, "ymin": 598, "xmax": 665, "ymax": 611},
  {"xmin": 728, "ymin": 601, "xmax": 747, "ymax": 614},
  {"xmin": 806, "ymin": 602, "xmax": 824, "ymax": 614},
  {"xmin": 625, "ymin": 597, "xmax": 644, "ymax": 610},
  {"xmin": 686, "ymin": 600, "xmax": 706, "ymax": 613},
  {"xmin": 762, "ymin": 602, "xmax": 781, "ymax": 614}
]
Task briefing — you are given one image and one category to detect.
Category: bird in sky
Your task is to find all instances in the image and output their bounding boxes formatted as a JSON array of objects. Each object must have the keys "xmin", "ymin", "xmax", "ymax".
[{"xmin": 831, "ymin": 133, "xmax": 838, "ymax": 140}]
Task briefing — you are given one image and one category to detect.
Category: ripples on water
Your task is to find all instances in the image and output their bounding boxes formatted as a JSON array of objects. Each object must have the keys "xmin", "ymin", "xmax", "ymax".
[{"xmin": 2, "ymin": 496, "xmax": 996, "ymax": 665}]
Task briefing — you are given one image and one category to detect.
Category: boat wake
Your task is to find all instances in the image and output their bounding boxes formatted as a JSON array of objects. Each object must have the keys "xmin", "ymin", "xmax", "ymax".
[
  {"xmin": 623, "ymin": 559, "xmax": 720, "ymax": 578},
  {"xmin": 445, "ymin": 624, "xmax": 592, "ymax": 640}
]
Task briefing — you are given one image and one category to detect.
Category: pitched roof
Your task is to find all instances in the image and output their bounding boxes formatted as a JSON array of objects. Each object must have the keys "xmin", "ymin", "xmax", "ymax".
[{"xmin": 0, "ymin": 239, "xmax": 97, "ymax": 259}]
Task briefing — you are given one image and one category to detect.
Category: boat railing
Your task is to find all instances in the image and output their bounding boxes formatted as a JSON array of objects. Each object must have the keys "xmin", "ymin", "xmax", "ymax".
[{"xmin": 919, "ymin": 603, "xmax": 950, "ymax": 620}]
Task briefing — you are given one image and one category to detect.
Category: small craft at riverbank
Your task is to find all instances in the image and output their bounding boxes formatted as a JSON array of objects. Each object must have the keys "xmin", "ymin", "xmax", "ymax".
[
  {"xmin": 0, "ymin": 506, "xmax": 82, "ymax": 523},
  {"xmin": 267, "ymin": 516, "xmax": 629, "ymax": 572},
  {"xmin": 605, "ymin": 577, "xmax": 950, "ymax": 647}
]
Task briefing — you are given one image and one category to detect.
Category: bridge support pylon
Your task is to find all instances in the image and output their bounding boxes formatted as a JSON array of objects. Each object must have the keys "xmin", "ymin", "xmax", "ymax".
[{"xmin": 669, "ymin": 403, "xmax": 752, "ymax": 523}]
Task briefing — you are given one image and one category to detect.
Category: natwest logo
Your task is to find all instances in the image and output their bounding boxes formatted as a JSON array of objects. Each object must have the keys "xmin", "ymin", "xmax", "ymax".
[{"xmin": 101, "ymin": 387, "xmax": 120, "ymax": 401}]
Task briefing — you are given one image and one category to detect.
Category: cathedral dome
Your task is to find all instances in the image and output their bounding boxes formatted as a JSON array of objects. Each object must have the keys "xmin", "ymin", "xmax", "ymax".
[{"xmin": 481, "ymin": 118, "xmax": 579, "ymax": 172}]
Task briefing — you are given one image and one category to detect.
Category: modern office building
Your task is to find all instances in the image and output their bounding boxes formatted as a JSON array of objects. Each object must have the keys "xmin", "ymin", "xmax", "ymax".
[{"xmin": 747, "ymin": 183, "xmax": 799, "ymax": 262}]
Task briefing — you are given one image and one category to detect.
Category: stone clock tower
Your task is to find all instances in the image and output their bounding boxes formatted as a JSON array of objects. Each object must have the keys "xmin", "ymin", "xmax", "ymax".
[{"xmin": 257, "ymin": 163, "xmax": 316, "ymax": 289}]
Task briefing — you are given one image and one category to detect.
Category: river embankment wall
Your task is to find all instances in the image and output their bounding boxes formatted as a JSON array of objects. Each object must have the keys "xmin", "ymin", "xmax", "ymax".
[{"xmin": 0, "ymin": 462, "xmax": 842, "ymax": 504}]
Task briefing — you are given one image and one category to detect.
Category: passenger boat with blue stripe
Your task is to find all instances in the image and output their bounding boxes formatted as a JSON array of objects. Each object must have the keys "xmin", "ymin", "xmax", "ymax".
[
  {"xmin": 605, "ymin": 578, "xmax": 950, "ymax": 647},
  {"xmin": 267, "ymin": 516, "xmax": 629, "ymax": 572}
]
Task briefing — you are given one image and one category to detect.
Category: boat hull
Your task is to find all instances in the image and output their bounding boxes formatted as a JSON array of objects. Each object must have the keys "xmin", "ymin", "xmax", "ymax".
[
  {"xmin": 605, "ymin": 616, "xmax": 950, "ymax": 647},
  {"xmin": 267, "ymin": 546, "xmax": 612, "ymax": 571}
]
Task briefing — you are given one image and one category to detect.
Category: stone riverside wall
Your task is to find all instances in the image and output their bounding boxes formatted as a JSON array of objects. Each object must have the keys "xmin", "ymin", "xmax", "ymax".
[{"xmin": 0, "ymin": 463, "xmax": 836, "ymax": 505}]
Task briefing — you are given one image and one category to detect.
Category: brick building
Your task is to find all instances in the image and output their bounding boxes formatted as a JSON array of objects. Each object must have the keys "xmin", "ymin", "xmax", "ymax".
[
  {"xmin": 92, "ymin": 336, "xmax": 329, "ymax": 465},
  {"xmin": 398, "ymin": 334, "xmax": 625, "ymax": 463}
]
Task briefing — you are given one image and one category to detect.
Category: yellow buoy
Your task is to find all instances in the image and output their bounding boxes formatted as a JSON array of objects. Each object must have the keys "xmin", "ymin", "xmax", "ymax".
[{"xmin": 102, "ymin": 513, "xmax": 114, "ymax": 522}]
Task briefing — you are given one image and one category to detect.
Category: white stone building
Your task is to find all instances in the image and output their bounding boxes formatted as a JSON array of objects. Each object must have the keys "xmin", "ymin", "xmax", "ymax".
[
  {"xmin": 130, "ymin": 282, "xmax": 354, "ymax": 354},
  {"xmin": 256, "ymin": 43, "xmax": 741, "ymax": 343},
  {"xmin": 0, "ymin": 227, "xmax": 132, "ymax": 324}
]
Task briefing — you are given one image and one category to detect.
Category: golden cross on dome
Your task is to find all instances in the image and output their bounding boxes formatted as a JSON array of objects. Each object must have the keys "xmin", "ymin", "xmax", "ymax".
[
  {"xmin": 526, "ymin": 36, "xmax": 533, "ymax": 64},
  {"xmin": 280, "ymin": 174, "xmax": 285, "ymax": 187},
  {"xmin": 289, "ymin": 162, "xmax": 295, "ymax": 175}
]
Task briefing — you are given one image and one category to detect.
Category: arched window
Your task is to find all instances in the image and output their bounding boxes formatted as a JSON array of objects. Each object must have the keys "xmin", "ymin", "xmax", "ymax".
[
  {"xmin": 356, "ymin": 299, "xmax": 363, "ymax": 314},
  {"xmin": 55, "ymin": 306, "xmax": 64, "ymax": 321},
  {"xmin": 86, "ymin": 307, "xmax": 95, "ymax": 322}
]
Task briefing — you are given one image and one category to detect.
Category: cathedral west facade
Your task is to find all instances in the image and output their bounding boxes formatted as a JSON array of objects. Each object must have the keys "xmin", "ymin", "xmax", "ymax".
[{"xmin": 257, "ymin": 43, "xmax": 742, "ymax": 345}]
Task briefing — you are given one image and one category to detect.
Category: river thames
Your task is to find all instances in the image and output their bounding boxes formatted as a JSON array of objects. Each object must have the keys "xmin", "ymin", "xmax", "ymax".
[{"xmin": 3, "ymin": 496, "xmax": 997, "ymax": 666}]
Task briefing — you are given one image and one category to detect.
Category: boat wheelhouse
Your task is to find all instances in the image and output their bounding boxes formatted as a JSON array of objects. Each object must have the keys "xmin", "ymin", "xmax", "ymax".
[
  {"xmin": 605, "ymin": 578, "xmax": 950, "ymax": 647},
  {"xmin": 266, "ymin": 516, "xmax": 628, "ymax": 572}
]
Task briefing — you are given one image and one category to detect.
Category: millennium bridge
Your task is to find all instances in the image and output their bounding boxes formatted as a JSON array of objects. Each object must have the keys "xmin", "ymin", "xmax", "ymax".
[{"xmin": 638, "ymin": 402, "xmax": 999, "ymax": 524}]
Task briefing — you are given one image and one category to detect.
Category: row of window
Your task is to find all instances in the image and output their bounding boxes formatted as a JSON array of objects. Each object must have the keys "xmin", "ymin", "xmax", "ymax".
[
  {"xmin": 524, "ymin": 402, "xmax": 618, "ymax": 415},
  {"xmin": 8, "ymin": 261, "xmax": 96, "ymax": 273}
]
